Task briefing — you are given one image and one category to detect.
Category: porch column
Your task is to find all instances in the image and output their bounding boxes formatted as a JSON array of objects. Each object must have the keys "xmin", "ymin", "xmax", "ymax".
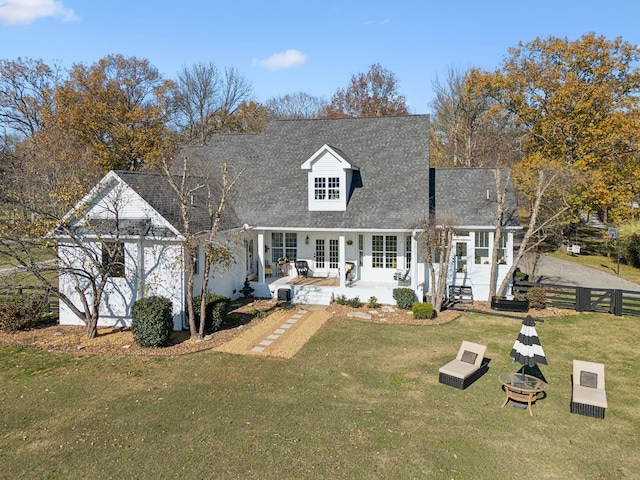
[
  {"xmin": 339, "ymin": 232, "xmax": 346, "ymax": 288},
  {"xmin": 411, "ymin": 230, "xmax": 419, "ymax": 294},
  {"xmin": 257, "ymin": 231, "xmax": 265, "ymax": 283}
]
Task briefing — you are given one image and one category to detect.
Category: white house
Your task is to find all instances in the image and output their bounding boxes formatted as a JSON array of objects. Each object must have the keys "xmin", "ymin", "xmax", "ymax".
[{"xmin": 57, "ymin": 115, "xmax": 520, "ymax": 330}]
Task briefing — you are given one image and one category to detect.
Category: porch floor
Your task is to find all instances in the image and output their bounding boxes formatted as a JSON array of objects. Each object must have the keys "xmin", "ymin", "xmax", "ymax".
[{"xmin": 261, "ymin": 274, "xmax": 403, "ymax": 305}]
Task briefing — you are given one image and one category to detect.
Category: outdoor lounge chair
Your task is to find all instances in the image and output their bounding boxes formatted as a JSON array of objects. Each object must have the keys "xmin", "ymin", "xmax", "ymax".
[
  {"xmin": 439, "ymin": 341, "xmax": 489, "ymax": 389},
  {"xmin": 571, "ymin": 360, "xmax": 608, "ymax": 419},
  {"xmin": 295, "ymin": 260, "xmax": 310, "ymax": 278},
  {"xmin": 393, "ymin": 268, "xmax": 410, "ymax": 285}
]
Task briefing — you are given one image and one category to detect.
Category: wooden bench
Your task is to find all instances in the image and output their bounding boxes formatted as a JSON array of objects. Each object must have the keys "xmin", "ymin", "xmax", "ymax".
[{"xmin": 448, "ymin": 285, "xmax": 474, "ymax": 305}]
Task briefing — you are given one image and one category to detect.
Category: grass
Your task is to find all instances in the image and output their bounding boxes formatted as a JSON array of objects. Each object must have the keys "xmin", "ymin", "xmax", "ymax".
[{"xmin": 1, "ymin": 310, "xmax": 639, "ymax": 479}]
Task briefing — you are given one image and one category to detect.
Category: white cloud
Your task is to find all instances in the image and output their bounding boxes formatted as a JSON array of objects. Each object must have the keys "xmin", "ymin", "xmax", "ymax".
[
  {"xmin": 0, "ymin": 0, "xmax": 79, "ymax": 25},
  {"xmin": 252, "ymin": 49, "xmax": 307, "ymax": 71}
]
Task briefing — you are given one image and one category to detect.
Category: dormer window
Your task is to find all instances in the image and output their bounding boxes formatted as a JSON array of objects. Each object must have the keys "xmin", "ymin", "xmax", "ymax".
[
  {"xmin": 302, "ymin": 144, "xmax": 358, "ymax": 212},
  {"xmin": 315, "ymin": 177, "xmax": 340, "ymax": 200}
]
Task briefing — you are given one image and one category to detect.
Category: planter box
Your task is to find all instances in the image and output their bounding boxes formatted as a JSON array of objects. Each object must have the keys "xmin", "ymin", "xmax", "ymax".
[{"xmin": 491, "ymin": 296, "xmax": 529, "ymax": 312}]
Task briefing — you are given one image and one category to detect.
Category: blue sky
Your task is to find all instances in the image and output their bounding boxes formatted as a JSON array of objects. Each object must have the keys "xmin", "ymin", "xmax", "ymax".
[{"xmin": 1, "ymin": 0, "xmax": 640, "ymax": 114}]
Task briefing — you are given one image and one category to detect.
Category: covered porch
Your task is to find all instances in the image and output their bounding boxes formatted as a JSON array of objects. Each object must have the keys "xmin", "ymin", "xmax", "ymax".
[{"xmin": 251, "ymin": 270, "xmax": 404, "ymax": 306}]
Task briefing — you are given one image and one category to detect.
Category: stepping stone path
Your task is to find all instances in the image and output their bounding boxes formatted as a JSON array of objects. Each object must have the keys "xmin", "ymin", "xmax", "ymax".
[{"xmin": 250, "ymin": 309, "xmax": 307, "ymax": 353}]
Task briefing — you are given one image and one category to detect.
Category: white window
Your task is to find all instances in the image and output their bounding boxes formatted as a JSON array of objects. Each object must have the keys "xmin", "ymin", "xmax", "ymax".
[
  {"xmin": 405, "ymin": 235, "xmax": 412, "ymax": 269},
  {"xmin": 272, "ymin": 232, "xmax": 297, "ymax": 262},
  {"xmin": 475, "ymin": 232, "xmax": 489, "ymax": 264},
  {"xmin": 372, "ymin": 235, "xmax": 397, "ymax": 269},
  {"xmin": 497, "ymin": 234, "xmax": 508, "ymax": 264},
  {"xmin": 314, "ymin": 177, "xmax": 340, "ymax": 200}
]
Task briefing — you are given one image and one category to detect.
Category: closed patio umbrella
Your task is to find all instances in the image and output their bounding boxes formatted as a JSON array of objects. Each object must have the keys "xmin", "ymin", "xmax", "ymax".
[{"xmin": 510, "ymin": 315, "xmax": 547, "ymax": 368}]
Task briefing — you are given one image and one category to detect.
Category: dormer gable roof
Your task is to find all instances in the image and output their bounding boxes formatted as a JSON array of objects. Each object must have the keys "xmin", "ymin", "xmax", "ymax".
[{"xmin": 300, "ymin": 144, "xmax": 359, "ymax": 171}]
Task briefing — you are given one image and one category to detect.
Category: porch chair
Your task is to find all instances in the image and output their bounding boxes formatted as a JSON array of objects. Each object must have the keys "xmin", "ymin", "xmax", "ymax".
[
  {"xmin": 439, "ymin": 341, "xmax": 489, "ymax": 390},
  {"xmin": 295, "ymin": 260, "xmax": 310, "ymax": 278},
  {"xmin": 393, "ymin": 268, "xmax": 411, "ymax": 285},
  {"xmin": 571, "ymin": 360, "xmax": 608, "ymax": 419},
  {"xmin": 345, "ymin": 262, "xmax": 356, "ymax": 285}
]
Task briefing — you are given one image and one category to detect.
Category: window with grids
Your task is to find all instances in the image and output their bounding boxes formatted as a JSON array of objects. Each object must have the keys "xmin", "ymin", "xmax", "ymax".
[
  {"xmin": 102, "ymin": 241, "xmax": 125, "ymax": 277},
  {"xmin": 372, "ymin": 235, "xmax": 397, "ymax": 269},
  {"xmin": 497, "ymin": 234, "xmax": 508, "ymax": 264},
  {"xmin": 271, "ymin": 232, "xmax": 297, "ymax": 262},
  {"xmin": 474, "ymin": 231, "xmax": 489, "ymax": 264},
  {"xmin": 314, "ymin": 177, "xmax": 340, "ymax": 200},
  {"xmin": 329, "ymin": 239, "xmax": 339, "ymax": 268},
  {"xmin": 405, "ymin": 235, "xmax": 412, "ymax": 268}
]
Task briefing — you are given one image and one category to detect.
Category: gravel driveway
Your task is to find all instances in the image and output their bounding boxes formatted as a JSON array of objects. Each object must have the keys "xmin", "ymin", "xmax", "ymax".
[{"xmin": 521, "ymin": 254, "xmax": 640, "ymax": 291}]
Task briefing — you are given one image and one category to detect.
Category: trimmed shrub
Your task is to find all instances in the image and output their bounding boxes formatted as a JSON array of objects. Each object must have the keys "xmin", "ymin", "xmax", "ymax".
[
  {"xmin": 412, "ymin": 302, "xmax": 434, "ymax": 320},
  {"xmin": 526, "ymin": 286, "xmax": 547, "ymax": 310},
  {"xmin": 393, "ymin": 287, "xmax": 415, "ymax": 310},
  {"xmin": 367, "ymin": 296, "xmax": 380, "ymax": 308},
  {"xmin": 347, "ymin": 296, "xmax": 362, "ymax": 308},
  {"xmin": 131, "ymin": 296, "xmax": 173, "ymax": 347},
  {"xmin": 335, "ymin": 294, "xmax": 348, "ymax": 305},
  {"xmin": 0, "ymin": 295, "xmax": 47, "ymax": 332},
  {"xmin": 192, "ymin": 294, "xmax": 231, "ymax": 333}
]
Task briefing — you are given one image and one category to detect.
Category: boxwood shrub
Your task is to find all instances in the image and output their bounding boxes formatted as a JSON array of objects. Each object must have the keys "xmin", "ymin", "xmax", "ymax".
[
  {"xmin": 131, "ymin": 296, "xmax": 173, "ymax": 347},
  {"xmin": 393, "ymin": 287, "xmax": 415, "ymax": 310},
  {"xmin": 412, "ymin": 301, "xmax": 434, "ymax": 319},
  {"xmin": 192, "ymin": 294, "xmax": 230, "ymax": 333}
]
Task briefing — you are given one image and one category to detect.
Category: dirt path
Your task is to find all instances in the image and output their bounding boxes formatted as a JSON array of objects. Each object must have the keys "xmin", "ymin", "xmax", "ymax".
[{"xmin": 214, "ymin": 306, "xmax": 333, "ymax": 359}]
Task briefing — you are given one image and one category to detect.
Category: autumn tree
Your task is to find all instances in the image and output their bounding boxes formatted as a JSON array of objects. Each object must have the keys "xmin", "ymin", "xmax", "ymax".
[
  {"xmin": 265, "ymin": 91, "xmax": 327, "ymax": 119},
  {"xmin": 54, "ymin": 54, "xmax": 175, "ymax": 172},
  {"xmin": 170, "ymin": 62, "xmax": 254, "ymax": 143},
  {"xmin": 323, "ymin": 63, "xmax": 409, "ymax": 117},
  {"xmin": 468, "ymin": 33, "xmax": 640, "ymax": 223},
  {"xmin": 430, "ymin": 66, "xmax": 521, "ymax": 168}
]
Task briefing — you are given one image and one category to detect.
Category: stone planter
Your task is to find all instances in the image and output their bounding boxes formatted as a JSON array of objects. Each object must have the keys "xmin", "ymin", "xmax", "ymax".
[{"xmin": 491, "ymin": 296, "xmax": 529, "ymax": 312}]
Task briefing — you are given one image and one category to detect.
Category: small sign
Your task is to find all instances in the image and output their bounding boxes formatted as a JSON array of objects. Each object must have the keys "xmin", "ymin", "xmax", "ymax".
[{"xmin": 608, "ymin": 227, "xmax": 618, "ymax": 240}]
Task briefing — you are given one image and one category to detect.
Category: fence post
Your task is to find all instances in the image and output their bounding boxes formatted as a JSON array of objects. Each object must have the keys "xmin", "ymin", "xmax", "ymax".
[
  {"xmin": 576, "ymin": 287, "xmax": 590, "ymax": 312},
  {"xmin": 612, "ymin": 290, "xmax": 623, "ymax": 316}
]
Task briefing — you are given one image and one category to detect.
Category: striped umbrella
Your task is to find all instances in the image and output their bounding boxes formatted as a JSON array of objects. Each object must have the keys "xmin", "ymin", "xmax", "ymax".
[{"xmin": 510, "ymin": 315, "xmax": 548, "ymax": 368}]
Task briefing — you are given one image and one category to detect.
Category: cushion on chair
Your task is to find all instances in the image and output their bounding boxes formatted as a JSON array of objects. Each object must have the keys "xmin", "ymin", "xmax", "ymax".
[
  {"xmin": 460, "ymin": 350, "xmax": 478, "ymax": 365},
  {"xmin": 580, "ymin": 371, "xmax": 598, "ymax": 388}
]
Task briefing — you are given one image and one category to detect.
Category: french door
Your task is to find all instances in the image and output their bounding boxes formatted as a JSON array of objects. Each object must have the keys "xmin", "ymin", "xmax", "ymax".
[{"xmin": 315, "ymin": 238, "xmax": 339, "ymax": 275}]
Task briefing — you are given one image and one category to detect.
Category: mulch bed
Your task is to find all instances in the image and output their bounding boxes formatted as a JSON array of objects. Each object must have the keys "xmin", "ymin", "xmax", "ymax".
[{"xmin": 1, "ymin": 299, "xmax": 566, "ymax": 357}]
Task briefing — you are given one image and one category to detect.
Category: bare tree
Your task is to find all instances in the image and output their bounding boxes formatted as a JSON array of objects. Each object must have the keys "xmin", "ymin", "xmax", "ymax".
[
  {"xmin": 160, "ymin": 152, "xmax": 242, "ymax": 339},
  {"xmin": 430, "ymin": 66, "xmax": 521, "ymax": 168},
  {"xmin": 0, "ymin": 57, "xmax": 63, "ymax": 139},
  {"xmin": 265, "ymin": 91, "xmax": 327, "ymax": 119},
  {"xmin": 419, "ymin": 215, "xmax": 457, "ymax": 313},
  {"xmin": 171, "ymin": 62, "xmax": 253, "ymax": 143}
]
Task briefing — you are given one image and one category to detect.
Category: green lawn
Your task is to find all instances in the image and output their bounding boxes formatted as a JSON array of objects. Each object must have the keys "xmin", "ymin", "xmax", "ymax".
[{"xmin": 1, "ymin": 310, "xmax": 638, "ymax": 479}]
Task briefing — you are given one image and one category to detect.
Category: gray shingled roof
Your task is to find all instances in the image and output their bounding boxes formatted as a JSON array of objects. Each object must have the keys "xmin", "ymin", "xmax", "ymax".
[
  {"xmin": 114, "ymin": 170, "xmax": 242, "ymax": 235},
  {"xmin": 109, "ymin": 117, "xmax": 519, "ymax": 235},
  {"xmin": 430, "ymin": 168, "xmax": 520, "ymax": 228},
  {"xmin": 178, "ymin": 115, "xmax": 432, "ymax": 231}
]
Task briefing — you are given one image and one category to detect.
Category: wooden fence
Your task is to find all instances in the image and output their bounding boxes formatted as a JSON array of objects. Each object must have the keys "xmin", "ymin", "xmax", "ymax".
[
  {"xmin": 514, "ymin": 281, "xmax": 640, "ymax": 318},
  {"xmin": 0, "ymin": 285, "xmax": 59, "ymax": 313}
]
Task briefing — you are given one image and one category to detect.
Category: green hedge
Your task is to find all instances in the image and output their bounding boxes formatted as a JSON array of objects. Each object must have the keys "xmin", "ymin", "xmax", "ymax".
[
  {"xmin": 412, "ymin": 302, "xmax": 434, "ymax": 319},
  {"xmin": 131, "ymin": 296, "xmax": 174, "ymax": 347},
  {"xmin": 393, "ymin": 288, "xmax": 415, "ymax": 310},
  {"xmin": 192, "ymin": 294, "xmax": 231, "ymax": 333}
]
